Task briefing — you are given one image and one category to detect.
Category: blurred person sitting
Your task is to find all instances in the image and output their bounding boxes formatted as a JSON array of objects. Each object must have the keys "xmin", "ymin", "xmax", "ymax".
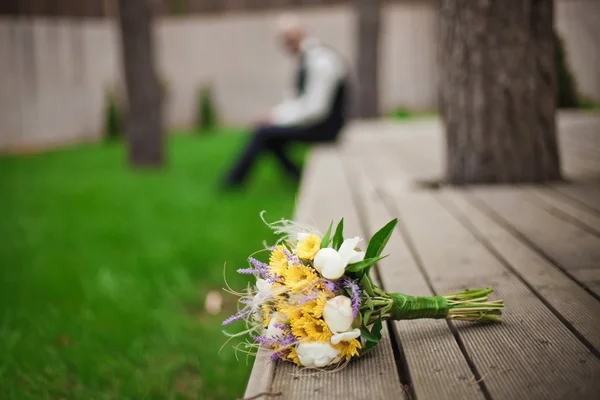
[{"xmin": 222, "ymin": 15, "xmax": 349, "ymax": 189}]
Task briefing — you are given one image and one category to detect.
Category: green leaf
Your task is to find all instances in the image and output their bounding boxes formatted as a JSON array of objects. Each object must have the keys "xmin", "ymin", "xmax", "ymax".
[
  {"xmin": 320, "ymin": 221, "xmax": 333, "ymax": 249},
  {"xmin": 345, "ymin": 255, "xmax": 388, "ymax": 273},
  {"xmin": 359, "ymin": 274, "xmax": 376, "ymax": 297},
  {"xmin": 365, "ymin": 218, "xmax": 398, "ymax": 260},
  {"xmin": 363, "ymin": 293, "xmax": 374, "ymax": 311},
  {"xmin": 362, "ymin": 318, "xmax": 384, "ymax": 352},
  {"xmin": 332, "ymin": 218, "xmax": 344, "ymax": 250},
  {"xmin": 360, "ymin": 327, "xmax": 379, "ymax": 343},
  {"xmin": 371, "ymin": 318, "xmax": 383, "ymax": 340},
  {"xmin": 363, "ymin": 309, "xmax": 373, "ymax": 326}
]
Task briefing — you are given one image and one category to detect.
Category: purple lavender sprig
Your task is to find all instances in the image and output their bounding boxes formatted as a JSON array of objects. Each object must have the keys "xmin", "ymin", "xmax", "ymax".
[
  {"xmin": 273, "ymin": 323, "xmax": 292, "ymax": 333},
  {"xmin": 323, "ymin": 281, "xmax": 337, "ymax": 293},
  {"xmin": 270, "ymin": 350, "xmax": 288, "ymax": 361},
  {"xmin": 268, "ymin": 333, "xmax": 295, "ymax": 360},
  {"xmin": 223, "ymin": 308, "xmax": 251, "ymax": 326},
  {"xmin": 253, "ymin": 330, "xmax": 295, "ymax": 351},
  {"xmin": 343, "ymin": 278, "xmax": 362, "ymax": 318},
  {"xmin": 298, "ymin": 293, "xmax": 318, "ymax": 304},
  {"xmin": 237, "ymin": 257, "xmax": 278, "ymax": 283},
  {"xmin": 282, "ymin": 247, "xmax": 300, "ymax": 264}
]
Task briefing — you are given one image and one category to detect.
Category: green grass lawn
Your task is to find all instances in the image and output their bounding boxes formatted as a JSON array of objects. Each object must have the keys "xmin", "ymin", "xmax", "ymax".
[{"xmin": 0, "ymin": 131, "xmax": 306, "ymax": 399}]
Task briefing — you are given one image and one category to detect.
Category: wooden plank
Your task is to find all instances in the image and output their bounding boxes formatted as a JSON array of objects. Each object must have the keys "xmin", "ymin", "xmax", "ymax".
[
  {"xmin": 344, "ymin": 154, "xmax": 484, "ymax": 400},
  {"xmin": 264, "ymin": 146, "xmax": 404, "ymax": 400},
  {"xmin": 383, "ymin": 188, "xmax": 600, "ymax": 400},
  {"xmin": 550, "ymin": 184, "xmax": 600, "ymax": 214},
  {"xmin": 524, "ymin": 186, "xmax": 600, "ymax": 236},
  {"xmin": 470, "ymin": 186, "xmax": 600, "ymax": 297},
  {"xmin": 244, "ymin": 348, "xmax": 276, "ymax": 399},
  {"xmin": 344, "ymin": 120, "xmax": 442, "ymax": 183},
  {"xmin": 241, "ymin": 147, "xmax": 337, "ymax": 399},
  {"xmin": 439, "ymin": 189, "xmax": 600, "ymax": 352}
]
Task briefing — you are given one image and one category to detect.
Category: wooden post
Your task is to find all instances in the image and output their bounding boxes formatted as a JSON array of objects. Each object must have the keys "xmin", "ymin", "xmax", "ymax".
[
  {"xmin": 117, "ymin": 0, "xmax": 165, "ymax": 167},
  {"xmin": 353, "ymin": 0, "xmax": 382, "ymax": 118},
  {"xmin": 439, "ymin": 0, "xmax": 561, "ymax": 184}
]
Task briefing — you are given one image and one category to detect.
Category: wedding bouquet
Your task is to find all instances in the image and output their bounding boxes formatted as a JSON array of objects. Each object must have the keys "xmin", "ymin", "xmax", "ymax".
[{"xmin": 223, "ymin": 215, "xmax": 504, "ymax": 370}]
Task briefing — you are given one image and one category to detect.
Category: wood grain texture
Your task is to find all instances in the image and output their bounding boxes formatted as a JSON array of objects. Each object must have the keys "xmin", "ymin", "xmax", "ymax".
[
  {"xmin": 345, "ymin": 155, "xmax": 484, "ymax": 399},
  {"xmin": 550, "ymin": 184, "xmax": 600, "ymax": 214},
  {"xmin": 383, "ymin": 189, "xmax": 600, "ymax": 400},
  {"xmin": 243, "ymin": 348, "xmax": 276, "ymax": 399},
  {"xmin": 470, "ymin": 186, "xmax": 600, "ymax": 297},
  {"xmin": 440, "ymin": 188, "xmax": 600, "ymax": 352},
  {"xmin": 524, "ymin": 186, "xmax": 600, "ymax": 236}
]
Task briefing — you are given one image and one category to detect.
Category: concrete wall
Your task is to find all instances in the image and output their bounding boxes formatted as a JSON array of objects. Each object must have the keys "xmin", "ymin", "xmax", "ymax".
[
  {"xmin": 0, "ymin": 0, "xmax": 598, "ymax": 153},
  {"xmin": 0, "ymin": 19, "xmax": 121, "ymax": 151}
]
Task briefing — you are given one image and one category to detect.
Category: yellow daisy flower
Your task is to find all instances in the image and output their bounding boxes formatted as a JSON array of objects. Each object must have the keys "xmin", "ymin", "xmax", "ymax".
[
  {"xmin": 279, "ymin": 303, "xmax": 303, "ymax": 323},
  {"xmin": 315, "ymin": 294, "xmax": 328, "ymax": 318},
  {"xmin": 299, "ymin": 293, "xmax": 328, "ymax": 319},
  {"xmin": 274, "ymin": 297, "xmax": 288, "ymax": 313},
  {"xmin": 333, "ymin": 338, "xmax": 362, "ymax": 361},
  {"xmin": 284, "ymin": 264, "xmax": 319, "ymax": 292},
  {"xmin": 263, "ymin": 313, "xmax": 272, "ymax": 328},
  {"xmin": 303, "ymin": 316, "xmax": 333, "ymax": 343},
  {"xmin": 291, "ymin": 316, "xmax": 312, "ymax": 341},
  {"xmin": 262, "ymin": 304, "xmax": 274, "ymax": 327},
  {"xmin": 296, "ymin": 234, "xmax": 321, "ymax": 260},
  {"xmin": 269, "ymin": 245, "xmax": 289, "ymax": 277},
  {"xmin": 287, "ymin": 347, "xmax": 301, "ymax": 366}
]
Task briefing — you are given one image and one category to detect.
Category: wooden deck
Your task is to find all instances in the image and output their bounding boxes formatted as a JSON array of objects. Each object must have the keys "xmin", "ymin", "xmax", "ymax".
[{"xmin": 244, "ymin": 112, "xmax": 600, "ymax": 400}]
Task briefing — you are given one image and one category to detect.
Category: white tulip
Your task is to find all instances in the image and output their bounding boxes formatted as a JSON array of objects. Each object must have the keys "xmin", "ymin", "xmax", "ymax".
[
  {"xmin": 256, "ymin": 278, "xmax": 273, "ymax": 297},
  {"xmin": 331, "ymin": 328, "xmax": 361, "ymax": 345},
  {"xmin": 323, "ymin": 296, "xmax": 354, "ymax": 333},
  {"xmin": 313, "ymin": 248, "xmax": 345, "ymax": 279},
  {"xmin": 253, "ymin": 279, "xmax": 274, "ymax": 323},
  {"xmin": 313, "ymin": 237, "xmax": 365, "ymax": 280},
  {"xmin": 338, "ymin": 237, "xmax": 366, "ymax": 264},
  {"xmin": 296, "ymin": 342, "xmax": 341, "ymax": 368}
]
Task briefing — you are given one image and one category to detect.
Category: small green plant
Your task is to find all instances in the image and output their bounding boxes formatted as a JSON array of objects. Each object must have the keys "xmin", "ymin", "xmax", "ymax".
[
  {"xmin": 555, "ymin": 32, "xmax": 580, "ymax": 109},
  {"xmin": 105, "ymin": 90, "xmax": 124, "ymax": 141},
  {"xmin": 389, "ymin": 107, "xmax": 436, "ymax": 120},
  {"xmin": 391, "ymin": 107, "xmax": 412, "ymax": 119},
  {"xmin": 196, "ymin": 85, "xmax": 218, "ymax": 133}
]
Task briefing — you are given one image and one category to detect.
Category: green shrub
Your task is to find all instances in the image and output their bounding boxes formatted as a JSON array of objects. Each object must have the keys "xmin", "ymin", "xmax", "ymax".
[
  {"xmin": 196, "ymin": 85, "xmax": 218, "ymax": 133},
  {"xmin": 105, "ymin": 90, "xmax": 124, "ymax": 141},
  {"xmin": 579, "ymin": 94, "xmax": 600, "ymax": 110},
  {"xmin": 555, "ymin": 32, "xmax": 580, "ymax": 108},
  {"xmin": 391, "ymin": 107, "xmax": 412, "ymax": 119}
]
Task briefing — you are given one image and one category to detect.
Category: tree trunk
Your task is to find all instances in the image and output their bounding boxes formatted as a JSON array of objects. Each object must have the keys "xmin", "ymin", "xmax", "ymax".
[
  {"xmin": 353, "ymin": 0, "xmax": 381, "ymax": 118},
  {"xmin": 117, "ymin": 0, "xmax": 164, "ymax": 167},
  {"xmin": 439, "ymin": 0, "xmax": 561, "ymax": 184}
]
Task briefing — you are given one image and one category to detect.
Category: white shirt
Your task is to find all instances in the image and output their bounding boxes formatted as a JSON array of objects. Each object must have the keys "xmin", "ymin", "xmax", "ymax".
[{"xmin": 270, "ymin": 37, "xmax": 347, "ymax": 127}]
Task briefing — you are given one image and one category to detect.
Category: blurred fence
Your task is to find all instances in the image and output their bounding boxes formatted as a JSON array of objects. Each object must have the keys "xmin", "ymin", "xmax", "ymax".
[{"xmin": 0, "ymin": 0, "xmax": 598, "ymax": 152}]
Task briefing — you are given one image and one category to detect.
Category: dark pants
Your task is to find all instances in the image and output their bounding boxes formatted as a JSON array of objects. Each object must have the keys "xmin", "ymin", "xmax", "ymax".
[{"xmin": 223, "ymin": 121, "xmax": 343, "ymax": 186}]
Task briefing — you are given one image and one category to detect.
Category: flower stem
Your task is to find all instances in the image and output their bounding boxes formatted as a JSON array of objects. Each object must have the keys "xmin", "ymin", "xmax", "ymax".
[
  {"xmin": 378, "ymin": 287, "xmax": 504, "ymax": 323},
  {"xmin": 389, "ymin": 293, "xmax": 450, "ymax": 320}
]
